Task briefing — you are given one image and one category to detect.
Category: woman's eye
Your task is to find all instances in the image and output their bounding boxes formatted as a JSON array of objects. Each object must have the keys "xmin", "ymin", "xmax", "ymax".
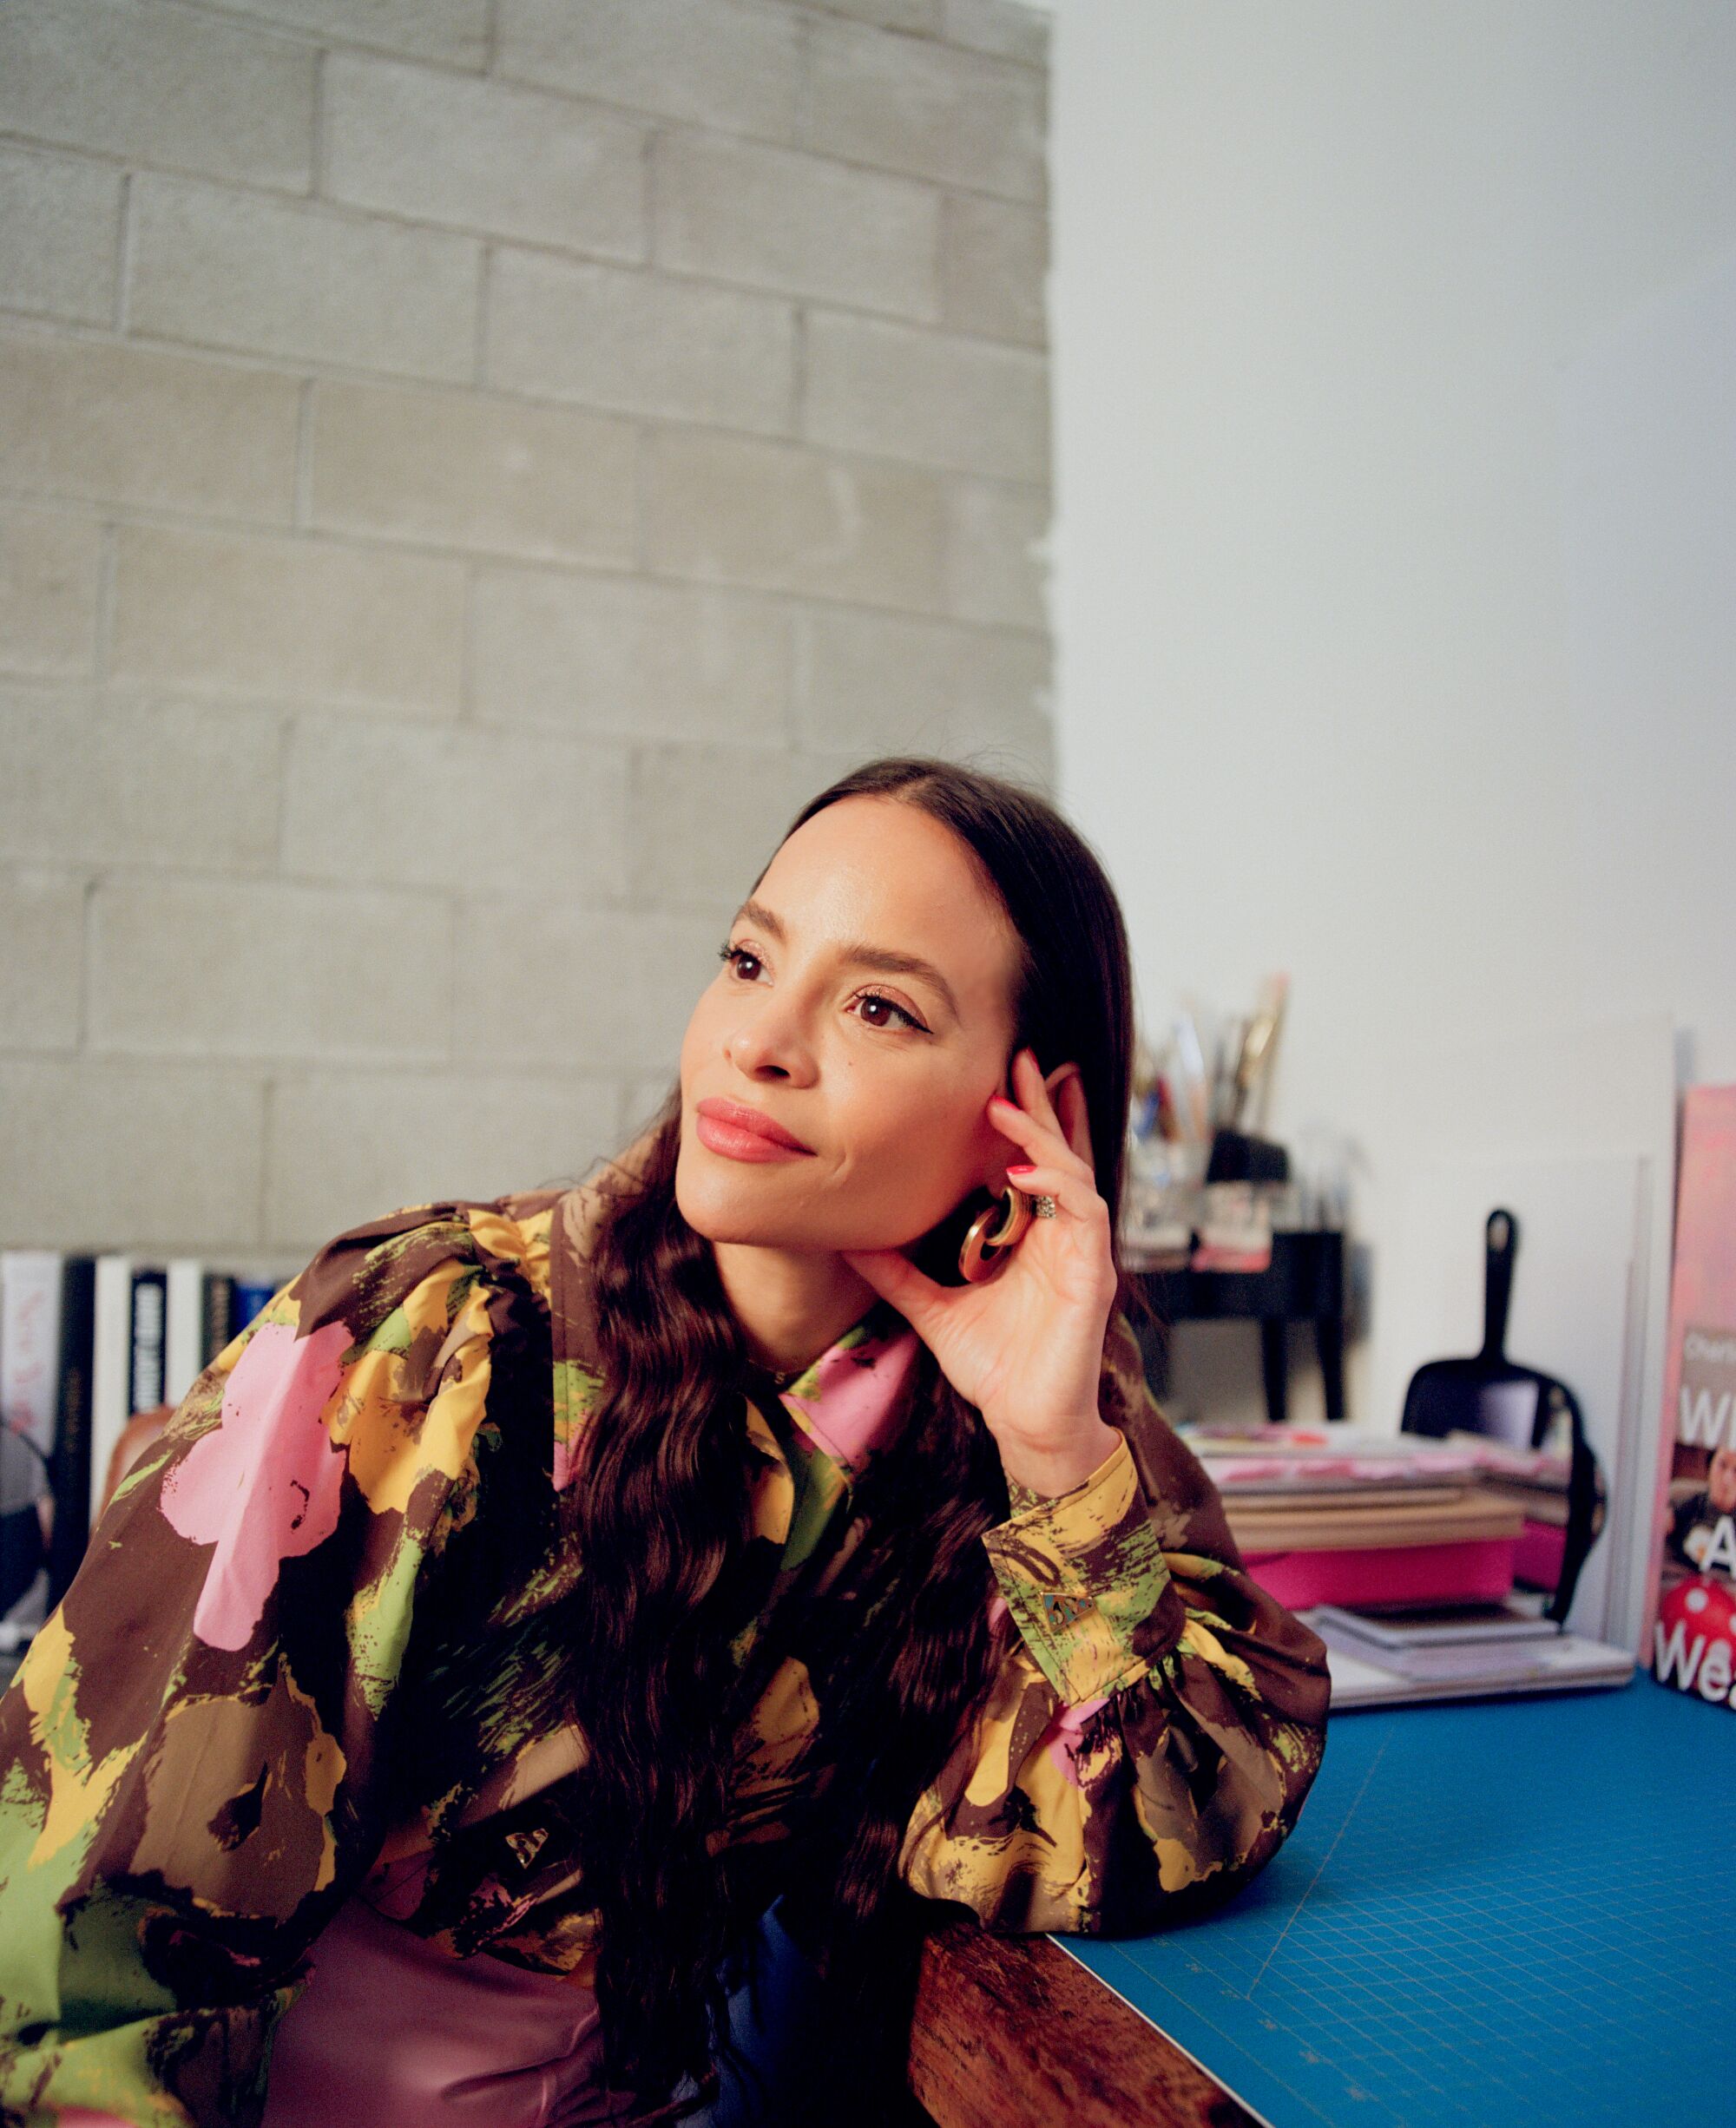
[
  {"xmin": 720, "ymin": 942, "xmax": 924, "ymax": 1033},
  {"xmin": 853, "ymin": 991, "xmax": 924, "ymax": 1033}
]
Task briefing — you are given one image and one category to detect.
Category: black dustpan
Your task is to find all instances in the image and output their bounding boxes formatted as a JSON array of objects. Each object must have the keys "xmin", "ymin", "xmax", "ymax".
[{"xmin": 1399, "ymin": 1208, "xmax": 1604, "ymax": 1626}]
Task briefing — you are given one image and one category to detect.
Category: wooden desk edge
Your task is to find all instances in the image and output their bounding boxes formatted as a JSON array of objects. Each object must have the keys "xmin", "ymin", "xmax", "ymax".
[{"xmin": 908, "ymin": 1915, "xmax": 1260, "ymax": 2128}]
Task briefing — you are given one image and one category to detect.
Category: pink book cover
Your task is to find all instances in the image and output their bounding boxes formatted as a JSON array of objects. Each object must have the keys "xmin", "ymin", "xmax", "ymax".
[
  {"xmin": 1242, "ymin": 1538, "xmax": 1517, "ymax": 1612},
  {"xmin": 1647, "ymin": 1084, "xmax": 1736, "ymax": 1708}
]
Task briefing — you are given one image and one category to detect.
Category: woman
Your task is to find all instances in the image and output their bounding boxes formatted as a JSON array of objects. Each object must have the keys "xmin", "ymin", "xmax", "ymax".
[{"xmin": 0, "ymin": 757, "xmax": 1331, "ymax": 2127}]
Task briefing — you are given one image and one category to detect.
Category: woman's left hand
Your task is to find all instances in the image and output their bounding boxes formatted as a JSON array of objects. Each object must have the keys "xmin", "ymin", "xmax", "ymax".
[{"xmin": 840, "ymin": 1046, "xmax": 1121, "ymax": 1496}]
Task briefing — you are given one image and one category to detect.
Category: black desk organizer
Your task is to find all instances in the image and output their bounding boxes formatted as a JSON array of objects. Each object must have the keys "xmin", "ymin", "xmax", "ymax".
[
  {"xmin": 1128, "ymin": 1230, "xmax": 1346, "ymax": 1428},
  {"xmin": 1203, "ymin": 1126, "xmax": 1290, "ymax": 1186}
]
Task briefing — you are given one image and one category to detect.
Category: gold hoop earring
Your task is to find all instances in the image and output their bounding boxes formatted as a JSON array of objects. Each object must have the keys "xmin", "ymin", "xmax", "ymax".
[{"xmin": 957, "ymin": 1186, "xmax": 1034, "ymax": 1284}]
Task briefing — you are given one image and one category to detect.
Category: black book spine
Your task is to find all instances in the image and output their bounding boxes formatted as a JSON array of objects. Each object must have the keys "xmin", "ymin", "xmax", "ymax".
[
  {"xmin": 129, "ymin": 1267, "xmax": 168, "ymax": 1416},
  {"xmin": 201, "ymin": 1271, "xmax": 237, "ymax": 1370},
  {"xmin": 49, "ymin": 1257, "xmax": 96, "ymax": 1610}
]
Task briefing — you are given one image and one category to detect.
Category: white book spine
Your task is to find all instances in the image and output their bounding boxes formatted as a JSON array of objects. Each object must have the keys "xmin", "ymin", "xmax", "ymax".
[
  {"xmin": 89, "ymin": 1256, "xmax": 134, "ymax": 1531},
  {"xmin": 164, "ymin": 1258, "xmax": 206, "ymax": 1410},
  {"xmin": 1, "ymin": 1251, "xmax": 63, "ymax": 1454}
]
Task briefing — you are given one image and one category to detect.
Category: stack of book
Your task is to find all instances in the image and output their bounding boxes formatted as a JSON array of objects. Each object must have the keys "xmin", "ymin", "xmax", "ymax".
[
  {"xmin": 1460, "ymin": 1435, "xmax": 1594, "ymax": 1590},
  {"xmin": 0, "ymin": 1249, "xmax": 281, "ymax": 1654},
  {"xmin": 1185, "ymin": 1424, "xmax": 1575, "ymax": 1612},
  {"xmin": 1180, "ymin": 1423, "xmax": 1637, "ymax": 1704},
  {"xmin": 1307, "ymin": 1598, "xmax": 1634, "ymax": 1704},
  {"xmin": 1312, "ymin": 1599, "xmax": 1562, "ymax": 1678}
]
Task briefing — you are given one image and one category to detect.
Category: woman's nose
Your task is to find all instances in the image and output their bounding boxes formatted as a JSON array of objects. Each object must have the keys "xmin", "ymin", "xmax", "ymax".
[{"xmin": 723, "ymin": 1002, "xmax": 817, "ymax": 1083}]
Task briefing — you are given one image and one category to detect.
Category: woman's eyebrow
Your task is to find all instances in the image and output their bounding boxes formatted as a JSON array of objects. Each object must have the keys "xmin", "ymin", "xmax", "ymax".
[{"xmin": 732, "ymin": 897, "xmax": 960, "ymax": 1022}]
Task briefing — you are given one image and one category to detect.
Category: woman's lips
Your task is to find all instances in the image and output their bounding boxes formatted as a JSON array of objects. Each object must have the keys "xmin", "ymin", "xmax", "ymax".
[{"xmin": 694, "ymin": 1100, "xmax": 813, "ymax": 1163}]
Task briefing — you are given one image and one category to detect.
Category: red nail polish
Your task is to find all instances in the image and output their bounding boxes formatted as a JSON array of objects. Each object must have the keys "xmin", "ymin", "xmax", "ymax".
[{"xmin": 1006, "ymin": 1163, "xmax": 1036, "ymax": 1175}]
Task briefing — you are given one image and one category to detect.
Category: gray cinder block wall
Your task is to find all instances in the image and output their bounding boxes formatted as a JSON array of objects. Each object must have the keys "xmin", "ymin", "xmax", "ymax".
[{"xmin": 0, "ymin": 0, "xmax": 1055, "ymax": 1269}]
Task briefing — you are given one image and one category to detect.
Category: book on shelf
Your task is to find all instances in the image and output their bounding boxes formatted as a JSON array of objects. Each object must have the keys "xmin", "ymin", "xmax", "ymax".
[
  {"xmin": 0, "ymin": 1249, "xmax": 279, "ymax": 1654},
  {"xmin": 1, "ymin": 1252, "xmax": 62, "ymax": 1652},
  {"xmin": 89, "ymin": 1253, "xmax": 134, "ymax": 1540},
  {"xmin": 128, "ymin": 1264, "xmax": 168, "ymax": 1422},
  {"xmin": 165, "ymin": 1258, "xmax": 197, "ymax": 1410},
  {"xmin": 233, "ymin": 1277, "xmax": 277, "ymax": 1329},
  {"xmin": 48, "ymin": 1257, "xmax": 95, "ymax": 1618},
  {"xmin": 203, "ymin": 1272, "xmax": 240, "ymax": 1386}
]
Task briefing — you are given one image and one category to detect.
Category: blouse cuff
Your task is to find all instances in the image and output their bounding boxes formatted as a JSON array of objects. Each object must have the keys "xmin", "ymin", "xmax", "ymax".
[{"xmin": 980, "ymin": 1429, "xmax": 1182, "ymax": 1705}]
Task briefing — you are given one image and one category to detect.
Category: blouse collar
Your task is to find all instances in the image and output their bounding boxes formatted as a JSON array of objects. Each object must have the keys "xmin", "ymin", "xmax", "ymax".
[
  {"xmin": 549, "ymin": 1184, "xmax": 924, "ymax": 1493},
  {"xmin": 744, "ymin": 1296, "xmax": 924, "ymax": 1481}
]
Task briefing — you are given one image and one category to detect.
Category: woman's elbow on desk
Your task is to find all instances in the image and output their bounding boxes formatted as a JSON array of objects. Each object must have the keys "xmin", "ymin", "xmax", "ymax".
[
  {"xmin": 898, "ymin": 1544, "xmax": 1330, "ymax": 1940},
  {"xmin": 898, "ymin": 1330, "xmax": 1332, "ymax": 1940}
]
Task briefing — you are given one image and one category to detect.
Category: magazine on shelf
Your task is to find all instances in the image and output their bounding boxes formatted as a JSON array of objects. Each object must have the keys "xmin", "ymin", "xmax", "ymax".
[{"xmin": 1648, "ymin": 1084, "xmax": 1736, "ymax": 1712}]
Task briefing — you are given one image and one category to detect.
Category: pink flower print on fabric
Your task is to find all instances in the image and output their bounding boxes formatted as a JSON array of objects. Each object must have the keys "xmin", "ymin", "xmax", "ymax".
[
  {"xmin": 161, "ymin": 1318, "xmax": 352, "ymax": 1652},
  {"xmin": 983, "ymin": 1586, "xmax": 1104, "ymax": 1784},
  {"xmin": 1040, "ymin": 1691, "xmax": 1110, "ymax": 1790},
  {"xmin": 784, "ymin": 1325, "xmax": 921, "ymax": 1475}
]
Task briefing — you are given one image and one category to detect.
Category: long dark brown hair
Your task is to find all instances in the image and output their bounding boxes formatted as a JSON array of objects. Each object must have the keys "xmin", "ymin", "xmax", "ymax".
[{"xmin": 561, "ymin": 757, "xmax": 1142, "ymax": 2119}]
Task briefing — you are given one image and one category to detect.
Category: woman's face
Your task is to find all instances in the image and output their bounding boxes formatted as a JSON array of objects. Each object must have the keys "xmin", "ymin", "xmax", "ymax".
[
  {"xmin": 1709, "ymin": 1447, "xmax": 1736, "ymax": 1514},
  {"xmin": 675, "ymin": 793, "xmax": 1027, "ymax": 1255}
]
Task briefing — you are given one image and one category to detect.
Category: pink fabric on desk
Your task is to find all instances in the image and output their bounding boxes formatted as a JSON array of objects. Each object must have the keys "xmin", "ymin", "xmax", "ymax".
[{"xmin": 261, "ymin": 1891, "xmax": 648, "ymax": 2128}]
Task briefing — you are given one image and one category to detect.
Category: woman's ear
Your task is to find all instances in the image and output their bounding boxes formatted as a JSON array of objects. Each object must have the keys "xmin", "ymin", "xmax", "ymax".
[
  {"xmin": 1044, "ymin": 1062, "xmax": 1092, "ymax": 1165},
  {"xmin": 1042, "ymin": 1060, "xmax": 1080, "ymax": 1106},
  {"xmin": 907, "ymin": 1186, "xmax": 995, "ymax": 1289}
]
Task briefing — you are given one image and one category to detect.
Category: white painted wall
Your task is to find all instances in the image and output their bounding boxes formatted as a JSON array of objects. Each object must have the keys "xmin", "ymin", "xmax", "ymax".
[{"xmin": 1049, "ymin": 1, "xmax": 1736, "ymax": 1461}]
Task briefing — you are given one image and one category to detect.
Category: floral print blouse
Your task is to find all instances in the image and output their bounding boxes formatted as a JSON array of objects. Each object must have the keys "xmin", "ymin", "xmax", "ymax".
[{"xmin": 0, "ymin": 1175, "xmax": 1331, "ymax": 2125}]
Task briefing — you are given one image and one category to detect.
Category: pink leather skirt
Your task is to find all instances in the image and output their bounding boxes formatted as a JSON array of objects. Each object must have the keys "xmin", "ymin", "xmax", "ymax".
[{"xmin": 260, "ymin": 1892, "xmax": 683, "ymax": 2128}]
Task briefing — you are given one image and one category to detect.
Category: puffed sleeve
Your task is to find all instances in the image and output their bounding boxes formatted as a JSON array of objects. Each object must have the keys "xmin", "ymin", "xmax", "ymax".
[
  {"xmin": 898, "ymin": 1308, "xmax": 1330, "ymax": 1934},
  {"xmin": 0, "ymin": 1207, "xmax": 505, "ymax": 2126}
]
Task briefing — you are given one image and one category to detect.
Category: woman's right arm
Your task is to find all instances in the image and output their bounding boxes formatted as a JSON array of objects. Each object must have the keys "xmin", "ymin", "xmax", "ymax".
[
  {"xmin": 897, "ymin": 1306, "xmax": 1331, "ymax": 1935},
  {"xmin": 0, "ymin": 1219, "xmax": 502, "ymax": 2126}
]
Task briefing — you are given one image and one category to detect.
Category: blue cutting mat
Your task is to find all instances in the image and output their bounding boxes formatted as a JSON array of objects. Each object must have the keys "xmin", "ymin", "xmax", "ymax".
[{"xmin": 1054, "ymin": 1676, "xmax": 1733, "ymax": 2128}]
